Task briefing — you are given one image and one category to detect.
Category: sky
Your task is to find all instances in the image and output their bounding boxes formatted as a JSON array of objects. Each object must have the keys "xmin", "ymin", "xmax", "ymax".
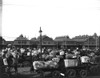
[
  {"xmin": 1, "ymin": 0, "xmax": 100, "ymax": 41},
  {"xmin": 0, "ymin": 0, "xmax": 2, "ymax": 37}
]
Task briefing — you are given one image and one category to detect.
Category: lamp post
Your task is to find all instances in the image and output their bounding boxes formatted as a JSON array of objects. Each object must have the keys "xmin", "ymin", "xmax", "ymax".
[{"xmin": 39, "ymin": 27, "xmax": 42, "ymax": 53}]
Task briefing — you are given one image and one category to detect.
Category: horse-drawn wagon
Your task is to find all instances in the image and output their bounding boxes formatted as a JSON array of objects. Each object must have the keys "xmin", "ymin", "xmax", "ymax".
[{"xmin": 33, "ymin": 56, "xmax": 96, "ymax": 78}]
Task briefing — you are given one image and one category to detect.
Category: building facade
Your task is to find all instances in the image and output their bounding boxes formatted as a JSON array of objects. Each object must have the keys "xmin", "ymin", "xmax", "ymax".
[
  {"xmin": 30, "ymin": 37, "xmax": 37, "ymax": 48},
  {"xmin": 13, "ymin": 34, "xmax": 30, "ymax": 48},
  {"xmin": 0, "ymin": 36, "xmax": 6, "ymax": 49},
  {"xmin": 37, "ymin": 35, "xmax": 55, "ymax": 48},
  {"xmin": 1, "ymin": 33, "xmax": 100, "ymax": 50}
]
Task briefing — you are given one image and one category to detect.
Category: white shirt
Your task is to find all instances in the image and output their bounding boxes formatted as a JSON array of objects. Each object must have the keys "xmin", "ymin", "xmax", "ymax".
[
  {"xmin": 81, "ymin": 56, "xmax": 90, "ymax": 63},
  {"xmin": 3, "ymin": 58, "xmax": 8, "ymax": 65},
  {"xmin": 60, "ymin": 51, "xmax": 64, "ymax": 55}
]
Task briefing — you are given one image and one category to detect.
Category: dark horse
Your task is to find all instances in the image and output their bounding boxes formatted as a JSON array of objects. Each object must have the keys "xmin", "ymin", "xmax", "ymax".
[
  {"xmin": 7, "ymin": 53, "xmax": 18, "ymax": 73},
  {"xmin": 17, "ymin": 52, "xmax": 33, "ymax": 67}
]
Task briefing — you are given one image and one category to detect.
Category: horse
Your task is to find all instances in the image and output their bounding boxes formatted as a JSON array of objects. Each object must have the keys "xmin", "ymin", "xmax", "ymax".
[
  {"xmin": 6, "ymin": 51, "xmax": 19, "ymax": 73},
  {"xmin": 17, "ymin": 52, "xmax": 33, "ymax": 67}
]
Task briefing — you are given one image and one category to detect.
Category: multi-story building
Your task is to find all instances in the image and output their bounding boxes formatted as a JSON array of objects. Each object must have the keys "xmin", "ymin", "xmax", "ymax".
[
  {"xmin": 54, "ymin": 33, "xmax": 100, "ymax": 49},
  {"xmin": 0, "ymin": 36, "xmax": 6, "ymax": 49},
  {"xmin": 72, "ymin": 33, "xmax": 99, "ymax": 49},
  {"xmin": 30, "ymin": 37, "xmax": 37, "ymax": 48},
  {"xmin": 54, "ymin": 36, "xmax": 76, "ymax": 49},
  {"xmin": 13, "ymin": 34, "xmax": 30, "ymax": 48},
  {"xmin": 1, "ymin": 33, "xmax": 100, "ymax": 50},
  {"xmin": 37, "ymin": 35, "xmax": 55, "ymax": 48}
]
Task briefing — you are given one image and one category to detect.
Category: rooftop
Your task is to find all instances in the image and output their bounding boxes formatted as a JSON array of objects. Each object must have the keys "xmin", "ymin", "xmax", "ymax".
[{"xmin": 14, "ymin": 34, "xmax": 29, "ymax": 41}]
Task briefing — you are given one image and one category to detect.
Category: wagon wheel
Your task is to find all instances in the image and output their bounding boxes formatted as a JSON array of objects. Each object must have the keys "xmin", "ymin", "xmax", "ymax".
[
  {"xmin": 38, "ymin": 70, "xmax": 44, "ymax": 77},
  {"xmin": 79, "ymin": 70, "xmax": 87, "ymax": 78},
  {"xmin": 22, "ymin": 61, "xmax": 30, "ymax": 67},
  {"xmin": 66, "ymin": 69, "xmax": 76, "ymax": 78},
  {"xmin": 2, "ymin": 73, "xmax": 10, "ymax": 78},
  {"xmin": 52, "ymin": 71, "xmax": 61, "ymax": 78},
  {"xmin": 89, "ymin": 65, "xmax": 98, "ymax": 73}
]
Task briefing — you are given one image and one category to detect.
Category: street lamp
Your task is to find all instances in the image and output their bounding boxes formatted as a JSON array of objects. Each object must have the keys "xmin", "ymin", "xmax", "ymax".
[{"xmin": 39, "ymin": 27, "xmax": 42, "ymax": 53}]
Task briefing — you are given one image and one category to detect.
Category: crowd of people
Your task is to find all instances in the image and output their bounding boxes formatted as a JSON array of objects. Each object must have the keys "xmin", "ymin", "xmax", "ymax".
[{"xmin": 0, "ymin": 44, "xmax": 100, "ymax": 74}]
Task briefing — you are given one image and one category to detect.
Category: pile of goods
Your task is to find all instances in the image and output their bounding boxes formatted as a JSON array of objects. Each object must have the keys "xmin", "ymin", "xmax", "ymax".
[
  {"xmin": 64, "ymin": 58, "xmax": 78, "ymax": 67},
  {"xmin": 33, "ymin": 58, "xmax": 59, "ymax": 70}
]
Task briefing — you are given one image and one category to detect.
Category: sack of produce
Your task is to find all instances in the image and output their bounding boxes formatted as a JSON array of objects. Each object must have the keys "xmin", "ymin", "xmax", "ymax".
[
  {"xmin": 80, "ymin": 56, "xmax": 90, "ymax": 63},
  {"xmin": 52, "ymin": 57, "xmax": 60, "ymax": 63},
  {"xmin": 45, "ymin": 61, "xmax": 58, "ymax": 68},
  {"xmin": 33, "ymin": 61, "xmax": 45, "ymax": 70}
]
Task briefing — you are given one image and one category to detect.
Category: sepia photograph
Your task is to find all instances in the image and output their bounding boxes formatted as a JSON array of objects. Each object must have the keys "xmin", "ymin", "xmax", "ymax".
[{"xmin": 0, "ymin": 0, "xmax": 100, "ymax": 78}]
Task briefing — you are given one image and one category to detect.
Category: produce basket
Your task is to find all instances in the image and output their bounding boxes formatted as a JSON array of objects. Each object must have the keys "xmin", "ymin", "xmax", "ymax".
[{"xmin": 64, "ymin": 58, "xmax": 78, "ymax": 67}]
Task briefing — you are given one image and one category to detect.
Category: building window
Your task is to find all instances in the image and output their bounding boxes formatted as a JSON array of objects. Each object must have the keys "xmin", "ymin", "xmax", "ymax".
[
  {"xmin": 22, "ymin": 41, "xmax": 26, "ymax": 44},
  {"xmin": 18, "ymin": 41, "xmax": 21, "ymax": 44},
  {"xmin": 48, "ymin": 42, "xmax": 50, "ymax": 44},
  {"xmin": 43, "ymin": 42, "xmax": 46, "ymax": 44}
]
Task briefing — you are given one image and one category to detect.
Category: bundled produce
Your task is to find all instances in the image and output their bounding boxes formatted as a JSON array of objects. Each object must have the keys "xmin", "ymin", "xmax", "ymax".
[
  {"xmin": 45, "ymin": 61, "xmax": 58, "ymax": 68},
  {"xmin": 33, "ymin": 61, "xmax": 45, "ymax": 70},
  {"xmin": 33, "ymin": 58, "xmax": 59, "ymax": 70}
]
